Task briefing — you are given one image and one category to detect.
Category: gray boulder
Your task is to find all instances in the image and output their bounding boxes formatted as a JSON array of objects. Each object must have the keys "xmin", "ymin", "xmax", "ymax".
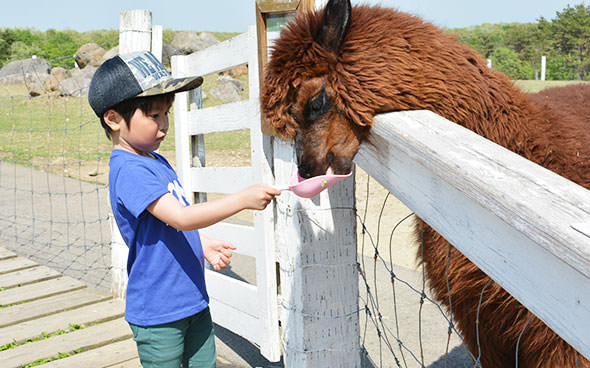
[
  {"xmin": 171, "ymin": 31, "xmax": 219, "ymax": 54},
  {"xmin": 58, "ymin": 66, "xmax": 97, "ymax": 97},
  {"xmin": 0, "ymin": 58, "xmax": 51, "ymax": 85},
  {"xmin": 209, "ymin": 76, "xmax": 244, "ymax": 103},
  {"xmin": 162, "ymin": 44, "xmax": 182, "ymax": 66},
  {"xmin": 44, "ymin": 67, "xmax": 71, "ymax": 92},
  {"xmin": 75, "ymin": 43, "xmax": 105, "ymax": 69}
]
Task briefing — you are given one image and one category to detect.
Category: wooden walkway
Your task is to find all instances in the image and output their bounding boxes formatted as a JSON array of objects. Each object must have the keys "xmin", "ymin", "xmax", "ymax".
[{"xmin": 0, "ymin": 246, "xmax": 141, "ymax": 368}]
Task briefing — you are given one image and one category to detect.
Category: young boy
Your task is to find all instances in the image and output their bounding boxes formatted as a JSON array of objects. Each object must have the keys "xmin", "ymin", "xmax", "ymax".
[{"xmin": 88, "ymin": 51, "xmax": 280, "ymax": 368}]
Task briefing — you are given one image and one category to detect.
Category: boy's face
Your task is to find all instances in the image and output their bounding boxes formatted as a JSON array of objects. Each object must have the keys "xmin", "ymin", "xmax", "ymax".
[{"xmin": 116, "ymin": 99, "xmax": 172, "ymax": 155}]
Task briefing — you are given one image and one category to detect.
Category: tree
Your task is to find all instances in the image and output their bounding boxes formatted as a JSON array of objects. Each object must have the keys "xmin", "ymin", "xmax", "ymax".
[{"xmin": 540, "ymin": 4, "xmax": 590, "ymax": 80}]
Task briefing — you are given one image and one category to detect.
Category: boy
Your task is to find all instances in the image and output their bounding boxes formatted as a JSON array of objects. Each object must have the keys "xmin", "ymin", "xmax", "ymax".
[{"xmin": 88, "ymin": 51, "xmax": 280, "ymax": 368}]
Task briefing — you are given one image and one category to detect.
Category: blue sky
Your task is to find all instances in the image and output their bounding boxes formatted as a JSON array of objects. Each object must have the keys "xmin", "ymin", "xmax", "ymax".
[{"xmin": 0, "ymin": 0, "xmax": 584, "ymax": 33}]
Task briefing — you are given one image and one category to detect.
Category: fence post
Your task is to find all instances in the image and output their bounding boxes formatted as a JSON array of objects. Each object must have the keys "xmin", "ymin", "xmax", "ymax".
[
  {"xmin": 111, "ymin": 9, "xmax": 153, "ymax": 299},
  {"xmin": 541, "ymin": 55, "xmax": 546, "ymax": 81},
  {"xmin": 274, "ymin": 140, "xmax": 360, "ymax": 367},
  {"xmin": 152, "ymin": 25, "xmax": 163, "ymax": 62}
]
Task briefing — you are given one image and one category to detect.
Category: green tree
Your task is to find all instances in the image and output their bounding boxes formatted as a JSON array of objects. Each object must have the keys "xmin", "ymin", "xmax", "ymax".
[
  {"xmin": 539, "ymin": 4, "xmax": 590, "ymax": 80},
  {"xmin": 491, "ymin": 47, "xmax": 534, "ymax": 79}
]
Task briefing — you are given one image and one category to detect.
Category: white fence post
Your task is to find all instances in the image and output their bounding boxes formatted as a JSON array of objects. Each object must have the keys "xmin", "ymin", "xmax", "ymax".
[
  {"xmin": 152, "ymin": 25, "xmax": 163, "ymax": 62},
  {"xmin": 274, "ymin": 140, "xmax": 360, "ymax": 367},
  {"xmin": 111, "ymin": 9, "xmax": 153, "ymax": 299},
  {"xmin": 541, "ymin": 55, "xmax": 547, "ymax": 81},
  {"xmin": 119, "ymin": 9, "xmax": 152, "ymax": 54}
]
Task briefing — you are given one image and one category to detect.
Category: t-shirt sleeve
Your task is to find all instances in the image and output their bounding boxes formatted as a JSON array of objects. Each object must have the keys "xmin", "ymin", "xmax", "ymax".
[{"xmin": 116, "ymin": 163, "xmax": 170, "ymax": 218}]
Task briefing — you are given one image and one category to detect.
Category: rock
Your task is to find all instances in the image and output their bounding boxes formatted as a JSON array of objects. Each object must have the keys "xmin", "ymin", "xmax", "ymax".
[
  {"xmin": 162, "ymin": 44, "xmax": 182, "ymax": 66},
  {"xmin": 44, "ymin": 67, "xmax": 70, "ymax": 92},
  {"xmin": 102, "ymin": 46, "xmax": 119, "ymax": 62},
  {"xmin": 0, "ymin": 58, "xmax": 51, "ymax": 85},
  {"xmin": 171, "ymin": 31, "xmax": 219, "ymax": 54},
  {"xmin": 217, "ymin": 75, "xmax": 244, "ymax": 91},
  {"xmin": 74, "ymin": 43, "xmax": 105, "ymax": 69},
  {"xmin": 58, "ymin": 66, "xmax": 97, "ymax": 97},
  {"xmin": 209, "ymin": 76, "xmax": 243, "ymax": 103}
]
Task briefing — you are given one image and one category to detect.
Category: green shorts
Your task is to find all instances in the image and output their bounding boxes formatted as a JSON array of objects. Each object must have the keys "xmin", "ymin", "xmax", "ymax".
[{"xmin": 129, "ymin": 307, "xmax": 216, "ymax": 368}]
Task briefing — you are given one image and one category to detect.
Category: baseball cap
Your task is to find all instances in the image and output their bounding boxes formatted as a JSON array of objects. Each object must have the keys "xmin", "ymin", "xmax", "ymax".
[{"xmin": 88, "ymin": 50, "xmax": 203, "ymax": 117}]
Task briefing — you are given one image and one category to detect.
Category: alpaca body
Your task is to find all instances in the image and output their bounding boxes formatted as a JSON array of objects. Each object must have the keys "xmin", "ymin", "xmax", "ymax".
[{"xmin": 261, "ymin": 1, "xmax": 590, "ymax": 366}]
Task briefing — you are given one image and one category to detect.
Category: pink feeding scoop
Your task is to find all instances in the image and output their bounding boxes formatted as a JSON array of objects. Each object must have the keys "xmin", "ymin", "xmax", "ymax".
[{"xmin": 274, "ymin": 170, "xmax": 352, "ymax": 198}]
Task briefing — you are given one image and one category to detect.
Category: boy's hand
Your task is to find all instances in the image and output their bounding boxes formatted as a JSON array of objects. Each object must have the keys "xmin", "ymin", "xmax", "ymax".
[
  {"xmin": 239, "ymin": 184, "xmax": 281, "ymax": 210},
  {"xmin": 201, "ymin": 235, "xmax": 236, "ymax": 271}
]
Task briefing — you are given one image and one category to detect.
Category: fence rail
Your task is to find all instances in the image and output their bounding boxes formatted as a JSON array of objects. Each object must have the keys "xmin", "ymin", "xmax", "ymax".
[{"xmin": 354, "ymin": 109, "xmax": 590, "ymax": 359}]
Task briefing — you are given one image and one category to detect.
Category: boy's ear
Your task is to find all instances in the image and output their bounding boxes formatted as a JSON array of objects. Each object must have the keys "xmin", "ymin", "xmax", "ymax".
[{"xmin": 103, "ymin": 109, "xmax": 123, "ymax": 132}]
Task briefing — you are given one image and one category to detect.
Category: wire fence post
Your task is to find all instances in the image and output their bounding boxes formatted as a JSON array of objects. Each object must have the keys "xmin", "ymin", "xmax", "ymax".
[
  {"xmin": 111, "ymin": 9, "xmax": 153, "ymax": 299},
  {"xmin": 274, "ymin": 140, "xmax": 361, "ymax": 367}
]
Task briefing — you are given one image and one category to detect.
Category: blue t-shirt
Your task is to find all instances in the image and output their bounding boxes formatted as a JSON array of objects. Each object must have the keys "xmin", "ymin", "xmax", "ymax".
[{"xmin": 109, "ymin": 149, "xmax": 209, "ymax": 326}]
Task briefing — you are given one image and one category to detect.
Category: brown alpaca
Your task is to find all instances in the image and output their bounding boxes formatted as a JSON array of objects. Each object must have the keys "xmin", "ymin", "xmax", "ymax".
[{"xmin": 260, "ymin": 0, "xmax": 590, "ymax": 366}]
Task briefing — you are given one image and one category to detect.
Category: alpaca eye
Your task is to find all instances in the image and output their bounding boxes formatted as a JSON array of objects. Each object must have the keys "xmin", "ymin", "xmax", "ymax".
[{"xmin": 304, "ymin": 86, "xmax": 331, "ymax": 122}]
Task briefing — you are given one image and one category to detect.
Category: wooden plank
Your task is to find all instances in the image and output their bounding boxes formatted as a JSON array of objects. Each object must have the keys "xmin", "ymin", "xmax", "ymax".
[
  {"xmin": 189, "ymin": 166, "xmax": 256, "ymax": 194},
  {"xmin": 200, "ymin": 222, "xmax": 257, "ymax": 258},
  {"xmin": 0, "ymin": 288, "xmax": 111, "ymax": 328},
  {"xmin": 0, "ymin": 276, "xmax": 86, "ymax": 306},
  {"xmin": 0, "ymin": 299, "xmax": 124, "ymax": 346},
  {"xmin": 42, "ymin": 339, "xmax": 138, "ymax": 368},
  {"xmin": 355, "ymin": 110, "xmax": 590, "ymax": 359},
  {"xmin": 104, "ymin": 357, "xmax": 142, "ymax": 368},
  {"xmin": 187, "ymin": 100, "xmax": 255, "ymax": 135},
  {"xmin": 171, "ymin": 32, "xmax": 249, "ymax": 77},
  {"xmin": 206, "ymin": 271, "xmax": 258, "ymax": 318},
  {"xmin": 0, "ymin": 318, "xmax": 132, "ymax": 368},
  {"xmin": 0, "ymin": 257, "xmax": 37, "ymax": 275},
  {"xmin": 0, "ymin": 265, "xmax": 61, "ymax": 289},
  {"xmin": 0, "ymin": 247, "xmax": 16, "ymax": 261}
]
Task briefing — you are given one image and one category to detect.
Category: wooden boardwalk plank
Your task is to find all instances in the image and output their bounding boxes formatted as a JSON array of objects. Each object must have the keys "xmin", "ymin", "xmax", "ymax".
[
  {"xmin": 0, "ymin": 256, "xmax": 37, "ymax": 275},
  {"xmin": 105, "ymin": 357, "xmax": 142, "ymax": 368},
  {"xmin": 0, "ymin": 276, "xmax": 86, "ymax": 306},
  {"xmin": 0, "ymin": 318, "xmax": 133, "ymax": 368},
  {"xmin": 0, "ymin": 265, "xmax": 61, "ymax": 289},
  {"xmin": 0, "ymin": 288, "xmax": 111, "ymax": 328},
  {"xmin": 0, "ymin": 247, "xmax": 16, "ymax": 261},
  {"xmin": 43, "ymin": 339, "xmax": 138, "ymax": 368},
  {"xmin": 0, "ymin": 299, "xmax": 125, "ymax": 346}
]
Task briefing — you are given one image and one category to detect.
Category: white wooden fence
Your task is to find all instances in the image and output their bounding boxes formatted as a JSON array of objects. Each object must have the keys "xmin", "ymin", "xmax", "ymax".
[
  {"xmin": 113, "ymin": 7, "xmax": 590, "ymax": 367},
  {"xmin": 171, "ymin": 26, "xmax": 281, "ymax": 361},
  {"xmin": 354, "ymin": 110, "xmax": 590, "ymax": 359}
]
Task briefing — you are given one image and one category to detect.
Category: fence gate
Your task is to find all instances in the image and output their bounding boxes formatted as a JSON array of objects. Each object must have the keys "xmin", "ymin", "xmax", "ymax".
[{"xmin": 171, "ymin": 26, "xmax": 280, "ymax": 361}]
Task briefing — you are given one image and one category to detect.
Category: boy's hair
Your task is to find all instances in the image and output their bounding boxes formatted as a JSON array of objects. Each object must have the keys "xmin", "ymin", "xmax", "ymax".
[{"xmin": 100, "ymin": 93, "xmax": 175, "ymax": 140}]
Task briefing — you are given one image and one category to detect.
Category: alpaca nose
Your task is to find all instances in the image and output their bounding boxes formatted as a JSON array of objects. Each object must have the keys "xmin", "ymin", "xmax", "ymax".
[{"xmin": 298, "ymin": 162, "xmax": 315, "ymax": 179}]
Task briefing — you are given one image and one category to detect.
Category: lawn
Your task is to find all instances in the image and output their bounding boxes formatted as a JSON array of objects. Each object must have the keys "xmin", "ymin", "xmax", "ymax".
[{"xmin": 1, "ymin": 78, "xmax": 586, "ymax": 184}]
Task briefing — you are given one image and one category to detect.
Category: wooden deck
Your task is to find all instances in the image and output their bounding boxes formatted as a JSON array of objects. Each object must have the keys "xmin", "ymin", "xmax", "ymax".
[{"xmin": 0, "ymin": 246, "xmax": 141, "ymax": 368}]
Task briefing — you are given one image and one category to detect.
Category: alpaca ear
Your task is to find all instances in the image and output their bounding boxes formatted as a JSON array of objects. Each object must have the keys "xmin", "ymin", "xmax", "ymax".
[{"xmin": 316, "ymin": 0, "xmax": 352, "ymax": 53}]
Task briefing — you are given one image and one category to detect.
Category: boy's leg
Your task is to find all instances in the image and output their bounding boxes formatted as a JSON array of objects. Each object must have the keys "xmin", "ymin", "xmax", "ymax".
[
  {"xmin": 183, "ymin": 307, "xmax": 216, "ymax": 368},
  {"xmin": 129, "ymin": 319, "xmax": 188, "ymax": 368}
]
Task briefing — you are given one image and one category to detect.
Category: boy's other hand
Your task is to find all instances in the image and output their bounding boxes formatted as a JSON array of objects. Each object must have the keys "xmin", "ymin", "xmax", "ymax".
[
  {"xmin": 240, "ymin": 184, "xmax": 281, "ymax": 210},
  {"xmin": 201, "ymin": 236, "xmax": 236, "ymax": 271}
]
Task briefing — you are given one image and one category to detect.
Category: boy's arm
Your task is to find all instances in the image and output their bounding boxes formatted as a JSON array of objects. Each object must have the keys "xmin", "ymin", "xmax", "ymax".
[{"xmin": 146, "ymin": 184, "xmax": 280, "ymax": 231}]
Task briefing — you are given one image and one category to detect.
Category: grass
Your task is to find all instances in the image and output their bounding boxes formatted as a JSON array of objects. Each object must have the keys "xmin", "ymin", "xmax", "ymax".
[
  {"xmin": 0, "ymin": 78, "xmax": 585, "ymax": 182},
  {"xmin": 0, "ymin": 70, "xmax": 252, "ymax": 181}
]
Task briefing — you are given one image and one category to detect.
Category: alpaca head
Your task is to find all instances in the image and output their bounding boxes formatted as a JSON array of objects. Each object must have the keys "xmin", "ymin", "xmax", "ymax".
[{"xmin": 261, "ymin": 0, "xmax": 370, "ymax": 178}]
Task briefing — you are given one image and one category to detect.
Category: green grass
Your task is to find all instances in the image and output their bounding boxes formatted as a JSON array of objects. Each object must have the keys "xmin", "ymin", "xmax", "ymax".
[
  {"xmin": 0, "ymin": 70, "xmax": 252, "ymax": 178},
  {"xmin": 1, "ymin": 78, "xmax": 585, "ymax": 179},
  {"xmin": 513, "ymin": 79, "xmax": 590, "ymax": 93}
]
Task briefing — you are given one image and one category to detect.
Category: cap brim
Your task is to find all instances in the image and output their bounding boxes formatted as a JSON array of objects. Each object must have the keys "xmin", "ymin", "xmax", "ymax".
[{"xmin": 137, "ymin": 75, "xmax": 203, "ymax": 97}]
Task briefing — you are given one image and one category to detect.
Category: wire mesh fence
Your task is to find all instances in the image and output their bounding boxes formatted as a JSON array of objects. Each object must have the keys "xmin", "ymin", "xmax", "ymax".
[
  {"xmin": 1, "ymin": 52, "xmax": 586, "ymax": 367},
  {"xmin": 0, "ymin": 74, "xmax": 112, "ymax": 292}
]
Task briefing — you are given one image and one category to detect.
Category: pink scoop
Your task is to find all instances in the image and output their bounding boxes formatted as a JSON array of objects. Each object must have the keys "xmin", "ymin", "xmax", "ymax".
[{"xmin": 275, "ymin": 171, "xmax": 352, "ymax": 198}]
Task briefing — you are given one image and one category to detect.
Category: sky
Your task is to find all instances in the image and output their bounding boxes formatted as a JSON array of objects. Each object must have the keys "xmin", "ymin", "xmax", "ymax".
[{"xmin": 0, "ymin": 0, "xmax": 585, "ymax": 33}]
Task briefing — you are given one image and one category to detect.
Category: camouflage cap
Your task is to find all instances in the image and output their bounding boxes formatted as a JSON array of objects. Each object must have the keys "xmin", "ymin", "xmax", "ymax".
[{"xmin": 88, "ymin": 50, "xmax": 203, "ymax": 117}]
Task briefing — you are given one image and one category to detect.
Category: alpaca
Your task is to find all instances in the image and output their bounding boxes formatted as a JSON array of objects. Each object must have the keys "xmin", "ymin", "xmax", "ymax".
[{"xmin": 260, "ymin": 0, "xmax": 590, "ymax": 366}]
